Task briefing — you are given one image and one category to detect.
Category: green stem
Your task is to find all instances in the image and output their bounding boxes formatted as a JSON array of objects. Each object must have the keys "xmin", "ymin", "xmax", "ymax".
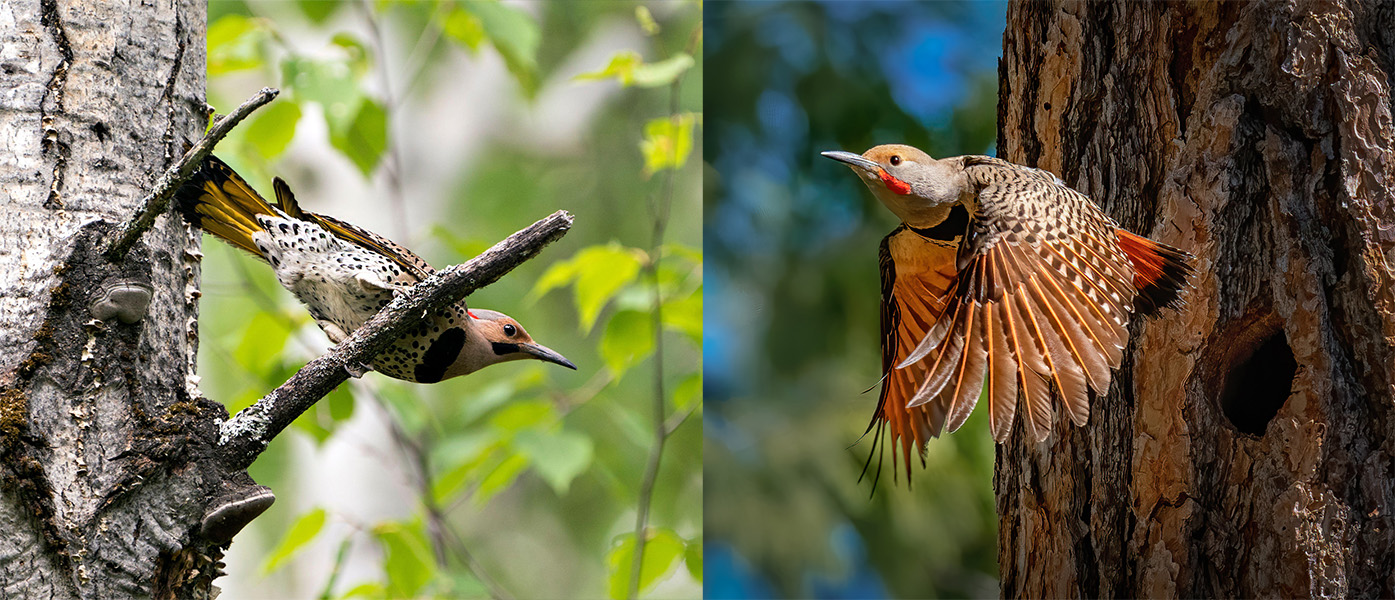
[
  {"xmin": 626, "ymin": 19, "xmax": 700, "ymax": 600},
  {"xmin": 316, "ymin": 536, "xmax": 354, "ymax": 600}
]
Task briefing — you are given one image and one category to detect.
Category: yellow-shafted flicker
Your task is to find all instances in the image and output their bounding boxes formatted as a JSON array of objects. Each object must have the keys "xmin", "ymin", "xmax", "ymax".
[
  {"xmin": 177, "ymin": 156, "xmax": 575, "ymax": 383},
  {"xmin": 823, "ymin": 144, "xmax": 1194, "ymax": 482}
]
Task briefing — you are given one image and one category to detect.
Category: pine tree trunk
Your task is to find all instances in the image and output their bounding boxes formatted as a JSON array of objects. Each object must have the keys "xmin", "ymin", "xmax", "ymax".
[
  {"xmin": 0, "ymin": 1, "xmax": 259, "ymax": 597},
  {"xmin": 994, "ymin": 2, "xmax": 1395, "ymax": 597}
]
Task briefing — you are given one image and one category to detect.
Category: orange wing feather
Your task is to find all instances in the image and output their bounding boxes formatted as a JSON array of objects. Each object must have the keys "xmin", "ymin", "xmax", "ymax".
[
  {"xmin": 864, "ymin": 157, "xmax": 1194, "ymax": 484},
  {"xmin": 868, "ymin": 224, "xmax": 960, "ymax": 487}
]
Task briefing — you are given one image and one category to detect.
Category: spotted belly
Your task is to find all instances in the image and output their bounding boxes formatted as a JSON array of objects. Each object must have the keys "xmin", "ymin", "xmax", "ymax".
[
  {"xmin": 281, "ymin": 260, "xmax": 471, "ymax": 383},
  {"xmin": 364, "ymin": 303, "xmax": 474, "ymax": 383}
]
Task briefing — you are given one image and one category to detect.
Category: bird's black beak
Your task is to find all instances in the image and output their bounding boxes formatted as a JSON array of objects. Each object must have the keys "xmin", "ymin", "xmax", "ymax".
[
  {"xmin": 521, "ymin": 342, "xmax": 577, "ymax": 370},
  {"xmin": 821, "ymin": 150, "xmax": 881, "ymax": 175}
]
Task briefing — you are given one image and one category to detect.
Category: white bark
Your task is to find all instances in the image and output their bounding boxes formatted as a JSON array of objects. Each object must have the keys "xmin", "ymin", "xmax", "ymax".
[{"xmin": 0, "ymin": 0, "xmax": 238, "ymax": 596}]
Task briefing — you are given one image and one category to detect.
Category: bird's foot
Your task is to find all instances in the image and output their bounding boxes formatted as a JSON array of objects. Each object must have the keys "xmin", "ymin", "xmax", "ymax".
[{"xmin": 344, "ymin": 361, "xmax": 373, "ymax": 378}]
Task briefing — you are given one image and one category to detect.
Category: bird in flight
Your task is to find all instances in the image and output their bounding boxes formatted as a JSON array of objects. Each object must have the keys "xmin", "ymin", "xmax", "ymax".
[
  {"xmin": 824, "ymin": 144, "xmax": 1193, "ymax": 483},
  {"xmin": 177, "ymin": 156, "xmax": 575, "ymax": 383}
]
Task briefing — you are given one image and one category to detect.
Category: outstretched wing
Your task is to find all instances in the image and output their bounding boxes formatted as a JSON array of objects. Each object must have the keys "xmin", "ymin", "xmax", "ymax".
[
  {"xmin": 272, "ymin": 178, "xmax": 436, "ymax": 281},
  {"xmin": 901, "ymin": 157, "xmax": 1174, "ymax": 443},
  {"xmin": 866, "ymin": 206, "xmax": 968, "ymax": 486}
]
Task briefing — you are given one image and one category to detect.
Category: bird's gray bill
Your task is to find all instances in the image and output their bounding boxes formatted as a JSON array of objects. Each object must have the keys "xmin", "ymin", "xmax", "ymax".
[
  {"xmin": 523, "ymin": 342, "xmax": 577, "ymax": 370},
  {"xmin": 821, "ymin": 150, "xmax": 881, "ymax": 173}
]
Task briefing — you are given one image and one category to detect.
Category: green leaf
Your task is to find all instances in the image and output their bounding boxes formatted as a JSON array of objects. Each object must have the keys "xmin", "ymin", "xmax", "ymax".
[
  {"xmin": 575, "ymin": 51, "xmax": 641, "ymax": 83},
  {"xmin": 292, "ymin": 402, "xmax": 333, "ymax": 444},
  {"xmin": 229, "ymin": 388, "xmax": 261, "ymax": 416},
  {"xmin": 685, "ymin": 536, "xmax": 703, "ymax": 582},
  {"xmin": 431, "ymin": 434, "xmax": 500, "ymax": 502},
  {"xmin": 630, "ymin": 54, "xmax": 694, "ymax": 88},
  {"xmin": 325, "ymin": 382, "xmax": 355, "ymax": 422},
  {"xmin": 442, "ymin": 6, "xmax": 486, "ymax": 52},
  {"xmin": 330, "ymin": 97, "xmax": 388, "ymax": 176},
  {"xmin": 207, "ymin": 14, "xmax": 254, "ymax": 52},
  {"xmin": 233, "ymin": 312, "xmax": 291, "ymax": 374},
  {"xmin": 374, "ymin": 521, "xmax": 436, "ymax": 598},
  {"xmin": 489, "ymin": 399, "xmax": 554, "ymax": 433},
  {"xmin": 528, "ymin": 258, "xmax": 580, "ymax": 303},
  {"xmin": 208, "ymin": 14, "xmax": 265, "ymax": 75},
  {"xmin": 454, "ymin": 377, "xmax": 520, "ymax": 425},
  {"xmin": 641, "ymin": 113, "xmax": 696, "ymax": 176},
  {"xmin": 610, "ymin": 285, "xmax": 656, "ymax": 313},
  {"xmin": 513, "ymin": 429, "xmax": 593, "ymax": 495},
  {"xmin": 606, "ymin": 529, "xmax": 686, "ymax": 599},
  {"xmin": 260, "ymin": 508, "xmax": 326, "ymax": 575},
  {"xmin": 662, "ymin": 243, "xmax": 703, "ymax": 267},
  {"xmin": 475, "ymin": 453, "xmax": 528, "ymax": 506},
  {"xmin": 662, "ymin": 287, "xmax": 702, "ymax": 344},
  {"xmin": 243, "ymin": 101, "xmax": 301, "ymax": 160},
  {"xmin": 576, "ymin": 51, "xmax": 693, "ymax": 88},
  {"xmin": 600, "ymin": 309, "xmax": 654, "ymax": 378},
  {"xmin": 573, "ymin": 244, "xmax": 644, "ymax": 332},
  {"xmin": 456, "ymin": 1, "xmax": 540, "ymax": 95},
  {"xmin": 330, "ymin": 33, "xmax": 373, "ymax": 77},
  {"xmin": 673, "ymin": 373, "xmax": 701, "ymax": 414},
  {"xmin": 297, "ymin": 0, "xmax": 344, "ymax": 23},
  {"xmin": 338, "ymin": 582, "xmax": 386, "ymax": 598},
  {"xmin": 282, "ymin": 56, "xmax": 363, "ymax": 132}
]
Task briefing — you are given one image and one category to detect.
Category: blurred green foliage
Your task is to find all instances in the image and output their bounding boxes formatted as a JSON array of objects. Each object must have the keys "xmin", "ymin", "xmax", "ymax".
[
  {"xmin": 705, "ymin": 2, "xmax": 1005, "ymax": 598},
  {"xmin": 200, "ymin": 1, "xmax": 701, "ymax": 598}
]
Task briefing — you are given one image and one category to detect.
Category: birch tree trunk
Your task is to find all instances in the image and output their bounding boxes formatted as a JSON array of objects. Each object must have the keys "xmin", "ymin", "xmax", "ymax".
[
  {"xmin": 0, "ymin": 1, "xmax": 260, "ymax": 597},
  {"xmin": 994, "ymin": 2, "xmax": 1395, "ymax": 597}
]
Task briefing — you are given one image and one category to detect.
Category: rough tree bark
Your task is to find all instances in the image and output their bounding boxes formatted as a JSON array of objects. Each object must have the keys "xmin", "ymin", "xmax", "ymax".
[
  {"xmin": 0, "ymin": 2, "xmax": 572, "ymax": 597},
  {"xmin": 0, "ymin": 0, "xmax": 224, "ymax": 596},
  {"xmin": 994, "ymin": 2, "xmax": 1395, "ymax": 598}
]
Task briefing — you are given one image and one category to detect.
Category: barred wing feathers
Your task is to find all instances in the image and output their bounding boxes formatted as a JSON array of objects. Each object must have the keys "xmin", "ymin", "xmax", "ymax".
[{"xmin": 894, "ymin": 157, "xmax": 1191, "ymax": 444}]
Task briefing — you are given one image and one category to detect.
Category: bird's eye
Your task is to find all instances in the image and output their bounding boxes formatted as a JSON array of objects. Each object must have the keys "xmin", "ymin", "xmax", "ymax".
[
  {"xmin": 889, "ymin": 155, "xmax": 902, "ymax": 166},
  {"xmin": 503, "ymin": 324, "xmax": 517, "ymax": 337}
]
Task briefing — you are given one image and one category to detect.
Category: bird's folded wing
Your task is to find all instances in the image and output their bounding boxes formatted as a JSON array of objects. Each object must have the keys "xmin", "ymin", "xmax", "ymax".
[{"xmin": 272, "ymin": 178, "xmax": 436, "ymax": 281}]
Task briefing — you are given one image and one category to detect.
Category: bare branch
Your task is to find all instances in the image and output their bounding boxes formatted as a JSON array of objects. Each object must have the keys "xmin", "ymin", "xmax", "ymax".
[
  {"xmin": 217, "ymin": 210, "xmax": 574, "ymax": 470},
  {"xmin": 104, "ymin": 87, "xmax": 280, "ymax": 261}
]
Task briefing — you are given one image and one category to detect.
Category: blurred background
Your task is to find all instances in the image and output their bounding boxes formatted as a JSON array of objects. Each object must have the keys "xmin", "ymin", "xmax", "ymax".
[
  {"xmin": 200, "ymin": 1, "xmax": 700, "ymax": 598},
  {"xmin": 704, "ymin": 2, "xmax": 1007, "ymax": 598}
]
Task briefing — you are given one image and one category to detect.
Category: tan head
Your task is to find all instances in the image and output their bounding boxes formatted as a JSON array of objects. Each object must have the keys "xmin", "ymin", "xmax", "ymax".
[
  {"xmin": 821, "ymin": 144, "xmax": 968, "ymax": 228},
  {"xmin": 445, "ymin": 309, "xmax": 575, "ymax": 380}
]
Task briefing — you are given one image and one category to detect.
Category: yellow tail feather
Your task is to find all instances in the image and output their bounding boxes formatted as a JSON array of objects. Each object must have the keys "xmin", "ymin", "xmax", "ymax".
[{"xmin": 176, "ymin": 156, "xmax": 282, "ymax": 258}]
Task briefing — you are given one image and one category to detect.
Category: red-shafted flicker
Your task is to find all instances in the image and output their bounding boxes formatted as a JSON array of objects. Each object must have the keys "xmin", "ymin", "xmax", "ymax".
[
  {"xmin": 177, "ymin": 156, "xmax": 575, "ymax": 383},
  {"xmin": 823, "ymin": 144, "xmax": 1193, "ymax": 481}
]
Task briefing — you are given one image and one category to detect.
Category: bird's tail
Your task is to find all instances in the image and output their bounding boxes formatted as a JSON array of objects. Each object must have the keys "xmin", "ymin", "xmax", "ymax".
[
  {"xmin": 1116, "ymin": 229, "xmax": 1196, "ymax": 315},
  {"xmin": 176, "ymin": 156, "xmax": 281, "ymax": 258}
]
